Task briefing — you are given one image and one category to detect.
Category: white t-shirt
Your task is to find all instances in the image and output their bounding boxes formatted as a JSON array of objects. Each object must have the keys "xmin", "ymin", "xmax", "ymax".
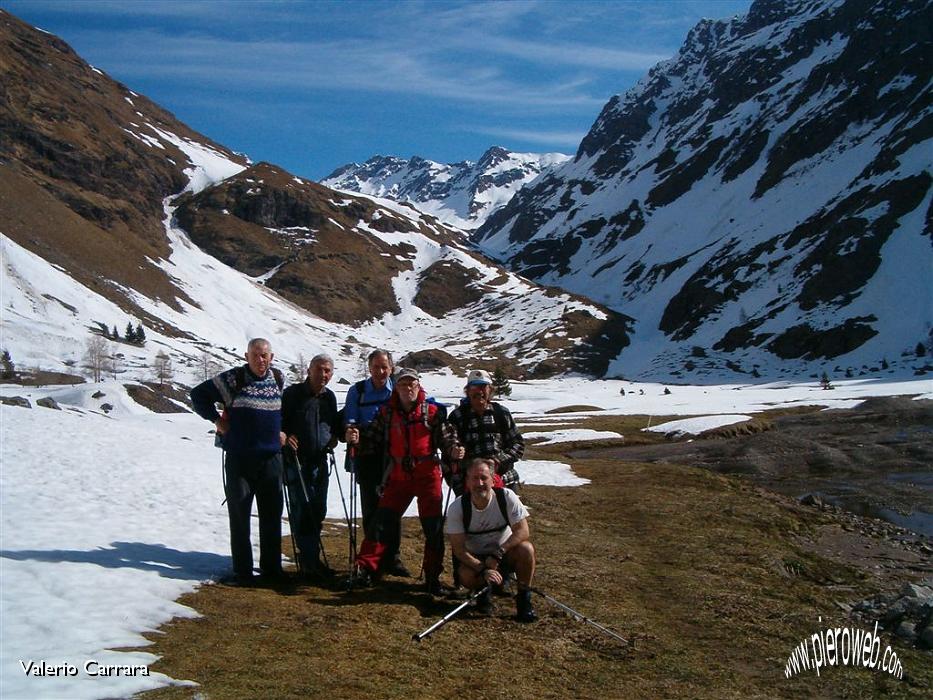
[{"xmin": 445, "ymin": 488, "xmax": 529, "ymax": 555}]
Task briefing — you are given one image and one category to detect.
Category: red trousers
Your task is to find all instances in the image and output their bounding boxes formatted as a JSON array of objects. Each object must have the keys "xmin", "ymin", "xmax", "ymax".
[{"xmin": 356, "ymin": 465, "xmax": 444, "ymax": 578}]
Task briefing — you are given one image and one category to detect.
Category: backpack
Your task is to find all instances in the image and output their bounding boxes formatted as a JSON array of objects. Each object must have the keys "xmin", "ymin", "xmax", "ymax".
[{"xmin": 461, "ymin": 487, "xmax": 510, "ymax": 535}]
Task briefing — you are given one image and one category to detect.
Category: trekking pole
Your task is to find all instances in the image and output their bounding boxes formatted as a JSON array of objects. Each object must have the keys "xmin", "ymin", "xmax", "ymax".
[
  {"xmin": 281, "ymin": 470, "xmax": 304, "ymax": 578},
  {"xmin": 348, "ymin": 454, "xmax": 358, "ymax": 560},
  {"xmin": 333, "ymin": 448, "xmax": 356, "ymax": 585},
  {"xmin": 291, "ymin": 446, "xmax": 312, "ymax": 503},
  {"xmin": 412, "ymin": 585, "xmax": 491, "ymax": 642},
  {"xmin": 530, "ymin": 587, "xmax": 630, "ymax": 646},
  {"xmin": 220, "ymin": 449, "xmax": 227, "ymax": 507}
]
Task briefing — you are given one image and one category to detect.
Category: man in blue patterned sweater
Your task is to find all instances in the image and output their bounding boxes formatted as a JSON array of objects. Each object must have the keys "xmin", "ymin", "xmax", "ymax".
[{"xmin": 191, "ymin": 338, "xmax": 286, "ymax": 585}]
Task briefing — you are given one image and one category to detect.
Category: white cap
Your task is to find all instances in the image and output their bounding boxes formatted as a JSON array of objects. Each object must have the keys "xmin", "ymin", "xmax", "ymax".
[{"xmin": 466, "ymin": 369, "xmax": 492, "ymax": 386}]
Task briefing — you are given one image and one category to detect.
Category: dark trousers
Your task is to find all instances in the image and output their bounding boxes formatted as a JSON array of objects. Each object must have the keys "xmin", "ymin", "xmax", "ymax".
[
  {"xmin": 284, "ymin": 453, "xmax": 329, "ymax": 569},
  {"xmin": 224, "ymin": 451, "xmax": 283, "ymax": 576}
]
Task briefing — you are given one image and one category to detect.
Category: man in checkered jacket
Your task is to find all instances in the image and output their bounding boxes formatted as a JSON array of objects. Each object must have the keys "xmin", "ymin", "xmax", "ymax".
[{"xmin": 443, "ymin": 369, "xmax": 524, "ymax": 496}]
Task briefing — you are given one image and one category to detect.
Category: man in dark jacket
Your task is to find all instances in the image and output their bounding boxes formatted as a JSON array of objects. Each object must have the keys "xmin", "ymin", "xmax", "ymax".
[
  {"xmin": 190, "ymin": 338, "xmax": 285, "ymax": 586},
  {"xmin": 281, "ymin": 353, "xmax": 339, "ymax": 580}
]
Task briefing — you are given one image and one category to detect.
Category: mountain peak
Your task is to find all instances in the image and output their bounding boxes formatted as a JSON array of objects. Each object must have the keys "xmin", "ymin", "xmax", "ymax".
[{"xmin": 321, "ymin": 147, "xmax": 571, "ymax": 230}]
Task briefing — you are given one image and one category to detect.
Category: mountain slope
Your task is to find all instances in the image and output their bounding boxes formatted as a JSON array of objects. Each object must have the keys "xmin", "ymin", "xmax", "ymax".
[
  {"xmin": 0, "ymin": 10, "xmax": 627, "ymax": 380},
  {"xmin": 0, "ymin": 9, "xmax": 249, "ymax": 329},
  {"xmin": 322, "ymin": 147, "xmax": 571, "ymax": 230},
  {"xmin": 475, "ymin": 0, "xmax": 932, "ymax": 379}
]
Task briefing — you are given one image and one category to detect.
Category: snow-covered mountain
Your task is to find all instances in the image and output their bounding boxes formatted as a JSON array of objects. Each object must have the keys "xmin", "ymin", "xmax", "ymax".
[
  {"xmin": 475, "ymin": 0, "xmax": 933, "ymax": 380},
  {"xmin": 321, "ymin": 147, "xmax": 571, "ymax": 230},
  {"xmin": 0, "ymin": 10, "xmax": 625, "ymax": 383}
]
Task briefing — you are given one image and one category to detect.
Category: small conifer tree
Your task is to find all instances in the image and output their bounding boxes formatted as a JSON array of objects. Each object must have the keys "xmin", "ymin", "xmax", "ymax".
[
  {"xmin": 135, "ymin": 323, "xmax": 147, "ymax": 345},
  {"xmin": 125, "ymin": 322, "xmax": 136, "ymax": 342},
  {"xmin": 492, "ymin": 366, "xmax": 512, "ymax": 397},
  {"xmin": 1, "ymin": 349, "xmax": 15, "ymax": 379}
]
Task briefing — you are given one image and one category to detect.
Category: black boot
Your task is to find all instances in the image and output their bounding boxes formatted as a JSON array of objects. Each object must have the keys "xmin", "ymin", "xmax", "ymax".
[
  {"xmin": 516, "ymin": 588, "xmax": 538, "ymax": 623},
  {"xmin": 475, "ymin": 587, "xmax": 494, "ymax": 616},
  {"xmin": 426, "ymin": 577, "xmax": 454, "ymax": 597}
]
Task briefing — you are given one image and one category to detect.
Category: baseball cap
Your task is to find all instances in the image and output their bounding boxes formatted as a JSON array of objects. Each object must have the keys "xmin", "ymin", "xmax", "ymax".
[
  {"xmin": 395, "ymin": 367, "xmax": 420, "ymax": 381},
  {"xmin": 466, "ymin": 369, "xmax": 492, "ymax": 386}
]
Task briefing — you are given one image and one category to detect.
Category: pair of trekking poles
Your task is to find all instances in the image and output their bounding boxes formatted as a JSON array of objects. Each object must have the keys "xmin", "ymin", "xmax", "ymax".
[
  {"xmin": 281, "ymin": 446, "xmax": 332, "ymax": 579},
  {"xmin": 412, "ymin": 583, "xmax": 631, "ymax": 646},
  {"xmin": 334, "ymin": 442, "xmax": 359, "ymax": 588}
]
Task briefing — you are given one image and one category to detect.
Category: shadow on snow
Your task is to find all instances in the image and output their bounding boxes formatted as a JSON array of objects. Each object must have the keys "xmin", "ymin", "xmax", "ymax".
[{"xmin": 0, "ymin": 541, "xmax": 229, "ymax": 580}]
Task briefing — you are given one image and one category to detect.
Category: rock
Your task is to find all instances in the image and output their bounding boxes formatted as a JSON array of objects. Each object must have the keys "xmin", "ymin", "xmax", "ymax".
[
  {"xmin": 920, "ymin": 624, "xmax": 933, "ymax": 650},
  {"xmin": 900, "ymin": 582, "xmax": 933, "ymax": 601},
  {"xmin": 336, "ymin": 377, "xmax": 350, "ymax": 385},
  {"xmin": 101, "ymin": 403, "xmax": 114, "ymax": 413},
  {"xmin": 895, "ymin": 620, "xmax": 916, "ymax": 641},
  {"xmin": 92, "ymin": 390, "xmax": 106, "ymax": 399},
  {"xmin": 799, "ymin": 493, "xmax": 825, "ymax": 509},
  {"xmin": 36, "ymin": 397, "xmax": 61, "ymax": 410},
  {"xmin": 0, "ymin": 396, "xmax": 31, "ymax": 408}
]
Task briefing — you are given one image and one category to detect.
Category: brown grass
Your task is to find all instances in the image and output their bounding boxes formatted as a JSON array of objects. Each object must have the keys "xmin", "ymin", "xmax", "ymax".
[{"xmin": 138, "ymin": 426, "xmax": 933, "ymax": 699}]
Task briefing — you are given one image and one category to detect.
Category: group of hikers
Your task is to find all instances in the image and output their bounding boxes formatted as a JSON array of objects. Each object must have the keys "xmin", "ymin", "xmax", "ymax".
[{"xmin": 190, "ymin": 338, "xmax": 538, "ymax": 623}]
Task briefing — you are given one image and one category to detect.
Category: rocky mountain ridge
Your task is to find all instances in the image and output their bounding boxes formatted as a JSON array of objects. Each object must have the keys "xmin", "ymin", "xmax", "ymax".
[
  {"xmin": 473, "ymin": 0, "xmax": 932, "ymax": 379},
  {"xmin": 322, "ymin": 147, "xmax": 571, "ymax": 230}
]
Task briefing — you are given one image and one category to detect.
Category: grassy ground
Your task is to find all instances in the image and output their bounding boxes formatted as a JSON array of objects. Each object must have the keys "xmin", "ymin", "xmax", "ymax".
[{"xmin": 139, "ymin": 415, "xmax": 932, "ymax": 699}]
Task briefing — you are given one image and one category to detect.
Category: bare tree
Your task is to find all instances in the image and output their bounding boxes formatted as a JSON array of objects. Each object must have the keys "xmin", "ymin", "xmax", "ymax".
[
  {"xmin": 108, "ymin": 348, "xmax": 123, "ymax": 380},
  {"xmin": 290, "ymin": 352, "xmax": 308, "ymax": 383},
  {"xmin": 198, "ymin": 351, "xmax": 220, "ymax": 381},
  {"xmin": 153, "ymin": 350, "xmax": 174, "ymax": 391},
  {"xmin": 83, "ymin": 336, "xmax": 108, "ymax": 382}
]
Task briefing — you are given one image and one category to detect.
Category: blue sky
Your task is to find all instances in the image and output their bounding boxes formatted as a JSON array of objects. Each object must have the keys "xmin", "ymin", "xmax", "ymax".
[{"xmin": 6, "ymin": 0, "xmax": 752, "ymax": 181}]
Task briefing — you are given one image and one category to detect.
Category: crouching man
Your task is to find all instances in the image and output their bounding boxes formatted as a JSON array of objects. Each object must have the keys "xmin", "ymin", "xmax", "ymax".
[{"xmin": 445, "ymin": 458, "xmax": 537, "ymax": 622}]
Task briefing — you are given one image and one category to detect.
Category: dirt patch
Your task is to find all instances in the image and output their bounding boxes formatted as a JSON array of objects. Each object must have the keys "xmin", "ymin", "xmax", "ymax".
[
  {"xmin": 125, "ymin": 382, "xmax": 191, "ymax": 413},
  {"xmin": 545, "ymin": 405, "xmax": 604, "ymax": 414},
  {"xmin": 412, "ymin": 259, "xmax": 485, "ymax": 317},
  {"xmin": 0, "ymin": 369, "xmax": 85, "ymax": 386},
  {"xmin": 572, "ymin": 396, "xmax": 933, "ymax": 535}
]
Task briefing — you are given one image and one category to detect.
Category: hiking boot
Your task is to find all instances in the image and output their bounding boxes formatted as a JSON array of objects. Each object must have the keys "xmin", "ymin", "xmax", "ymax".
[
  {"xmin": 301, "ymin": 561, "xmax": 334, "ymax": 584},
  {"xmin": 220, "ymin": 572, "xmax": 255, "ymax": 587},
  {"xmin": 425, "ymin": 578, "xmax": 454, "ymax": 597},
  {"xmin": 475, "ymin": 588, "xmax": 494, "ymax": 616},
  {"xmin": 515, "ymin": 589, "xmax": 538, "ymax": 623},
  {"xmin": 384, "ymin": 558, "xmax": 412, "ymax": 578},
  {"xmin": 448, "ymin": 585, "xmax": 470, "ymax": 600},
  {"xmin": 351, "ymin": 566, "xmax": 378, "ymax": 589},
  {"xmin": 258, "ymin": 569, "xmax": 289, "ymax": 586}
]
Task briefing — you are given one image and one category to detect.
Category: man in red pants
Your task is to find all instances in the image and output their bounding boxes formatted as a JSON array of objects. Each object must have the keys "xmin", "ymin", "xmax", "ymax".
[{"xmin": 348, "ymin": 367, "xmax": 455, "ymax": 595}]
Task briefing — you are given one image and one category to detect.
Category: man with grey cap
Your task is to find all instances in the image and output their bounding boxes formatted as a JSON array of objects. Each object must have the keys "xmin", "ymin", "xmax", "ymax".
[
  {"xmin": 349, "ymin": 367, "xmax": 457, "ymax": 595},
  {"xmin": 444, "ymin": 369, "xmax": 525, "ymax": 496}
]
